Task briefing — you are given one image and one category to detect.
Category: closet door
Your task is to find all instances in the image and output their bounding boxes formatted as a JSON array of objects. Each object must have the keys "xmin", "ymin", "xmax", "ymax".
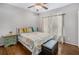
[
  {"xmin": 42, "ymin": 15, "xmax": 63, "ymax": 37},
  {"xmin": 51, "ymin": 16, "xmax": 58, "ymax": 35},
  {"xmin": 57, "ymin": 15, "xmax": 63, "ymax": 37},
  {"xmin": 42, "ymin": 17, "xmax": 49, "ymax": 33},
  {"xmin": 42, "ymin": 16, "xmax": 58, "ymax": 35}
]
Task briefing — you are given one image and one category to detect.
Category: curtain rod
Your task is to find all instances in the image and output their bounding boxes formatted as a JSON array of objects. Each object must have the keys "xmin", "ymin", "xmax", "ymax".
[{"xmin": 41, "ymin": 13, "xmax": 65, "ymax": 18}]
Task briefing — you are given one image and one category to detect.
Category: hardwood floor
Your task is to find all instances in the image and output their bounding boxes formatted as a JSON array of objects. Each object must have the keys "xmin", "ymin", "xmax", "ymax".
[
  {"xmin": 0, "ymin": 42, "xmax": 32, "ymax": 55},
  {"xmin": 58, "ymin": 43, "xmax": 79, "ymax": 55},
  {"xmin": 0, "ymin": 42, "xmax": 79, "ymax": 55}
]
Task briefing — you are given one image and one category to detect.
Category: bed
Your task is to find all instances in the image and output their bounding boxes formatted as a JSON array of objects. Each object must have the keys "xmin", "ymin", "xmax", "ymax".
[
  {"xmin": 18, "ymin": 32, "xmax": 54, "ymax": 55},
  {"xmin": 17, "ymin": 27, "xmax": 56, "ymax": 55}
]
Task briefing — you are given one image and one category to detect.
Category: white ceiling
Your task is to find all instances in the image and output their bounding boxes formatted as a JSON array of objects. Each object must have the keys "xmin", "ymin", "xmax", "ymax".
[{"xmin": 9, "ymin": 3, "xmax": 71, "ymax": 13}]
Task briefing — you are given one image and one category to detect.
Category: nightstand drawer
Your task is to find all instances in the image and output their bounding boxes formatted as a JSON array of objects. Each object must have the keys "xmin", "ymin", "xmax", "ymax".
[
  {"xmin": 0, "ymin": 37, "xmax": 4, "ymax": 46},
  {"xmin": 3, "ymin": 35, "xmax": 17, "ymax": 47}
]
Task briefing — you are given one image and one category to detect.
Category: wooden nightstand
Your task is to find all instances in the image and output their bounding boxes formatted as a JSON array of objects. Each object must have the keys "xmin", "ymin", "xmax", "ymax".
[
  {"xmin": 0, "ymin": 37, "xmax": 4, "ymax": 46},
  {"xmin": 3, "ymin": 34, "xmax": 18, "ymax": 47}
]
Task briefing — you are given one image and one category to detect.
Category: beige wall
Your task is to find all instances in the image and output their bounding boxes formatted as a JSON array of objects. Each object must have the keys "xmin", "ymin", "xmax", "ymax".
[{"xmin": 0, "ymin": 3, "xmax": 38, "ymax": 36}]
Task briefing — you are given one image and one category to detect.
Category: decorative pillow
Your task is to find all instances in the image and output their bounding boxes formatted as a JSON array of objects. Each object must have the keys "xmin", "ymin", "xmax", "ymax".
[
  {"xmin": 18, "ymin": 27, "xmax": 33, "ymax": 33},
  {"xmin": 19, "ymin": 28, "xmax": 24, "ymax": 33},
  {"xmin": 19, "ymin": 28, "xmax": 26, "ymax": 33},
  {"xmin": 31, "ymin": 27, "xmax": 34, "ymax": 32},
  {"xmin": 32, "ymin": 27, "xmax": 38, "ymax": 32},
  {"xmin": 29, "ymin": 27, "xmax": 32, "ymax": 32},
  {"xmin": 27, "ymin": 27, "xmax": 32, "ymax": 32},
  {"xmin": 26, "ymin": 28, "xmax": 29, "ymax": 32},
  {"xmin": 24, "ymin": 28, "xmax": 27, "ymax": 32}
]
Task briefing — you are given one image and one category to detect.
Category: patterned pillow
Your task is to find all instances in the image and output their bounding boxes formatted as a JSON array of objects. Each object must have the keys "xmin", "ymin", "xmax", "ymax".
[
  {"xmin": 19, "ymin": 28, "xmax": 27, "ymax": 33},
  {"xmin": 18, "ymin": 27, "xmax": 33, "ymax": 33},
  {"xmin": 27, "ymin": 27, "xmax": 32, "ymax": 32},
  {"xmin": 24, "ymin": 28, "xmax": 27, "ymax": 32},
  {"xmin": 19, "ymin": 28, "xmax": 24, "ymax": 33}
]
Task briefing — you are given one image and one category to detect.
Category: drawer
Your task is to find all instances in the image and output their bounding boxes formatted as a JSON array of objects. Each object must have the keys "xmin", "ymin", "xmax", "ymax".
[{"xmin": 3, "ymin": 35, "xmax": 17, "ymax": 47}]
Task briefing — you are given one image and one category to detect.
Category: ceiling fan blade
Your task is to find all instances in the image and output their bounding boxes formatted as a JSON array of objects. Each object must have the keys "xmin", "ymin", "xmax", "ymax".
[
  {"xmin": 43, "ymin": 3, "xmax": 47, "ymax": 4},
  {"xmin": 41, "ymin": 5, "xmax": 48, "ymax": 9},
  {"xmin": 28, "ymin": 5, "xmax": 34, "ymax": 8}
]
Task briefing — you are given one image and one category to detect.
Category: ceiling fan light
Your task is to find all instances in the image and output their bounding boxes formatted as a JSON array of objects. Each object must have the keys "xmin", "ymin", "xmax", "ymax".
[{"xmin": 35, "ymin": 5, "xmax": 42, "ymax": 9}]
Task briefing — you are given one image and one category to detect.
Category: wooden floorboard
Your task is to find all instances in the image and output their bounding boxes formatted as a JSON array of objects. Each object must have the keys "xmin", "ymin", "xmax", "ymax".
[{"xmin": 0, "ymin": 42, "xmax": 79, "ymax": 55}]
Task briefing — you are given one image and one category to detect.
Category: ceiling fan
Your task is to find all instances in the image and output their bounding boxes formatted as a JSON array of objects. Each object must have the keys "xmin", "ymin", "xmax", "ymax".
[{"xmin": 28, "ymin": 3, "xmax": 48, "ymax": 11}]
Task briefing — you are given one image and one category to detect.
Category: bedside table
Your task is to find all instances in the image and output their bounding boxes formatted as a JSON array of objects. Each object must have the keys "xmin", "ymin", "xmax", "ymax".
[
  {"xmin": 0, "ymin": 37, "xmax": 4, "ymax": 46},
  {"xmin": 3, "ymin": 34, "xmax": 18, "ymax": 47}
]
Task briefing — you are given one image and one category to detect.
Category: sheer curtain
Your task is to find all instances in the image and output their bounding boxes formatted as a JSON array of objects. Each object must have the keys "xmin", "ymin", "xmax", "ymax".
[{"xmin": 41, "ymin": 14, "xmax": 64, "ymax": 40}]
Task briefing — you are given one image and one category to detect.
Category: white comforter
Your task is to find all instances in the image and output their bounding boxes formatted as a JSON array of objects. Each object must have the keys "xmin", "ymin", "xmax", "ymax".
[{"xmin": 19, "ymin": 32, "xmax": 54, "ymax": 55}]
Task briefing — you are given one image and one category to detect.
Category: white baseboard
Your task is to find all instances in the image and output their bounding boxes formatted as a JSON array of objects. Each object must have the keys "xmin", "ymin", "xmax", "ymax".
[{"xmin": 64, "ymin": 41, "xmax": 78, "ymax": 47}]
